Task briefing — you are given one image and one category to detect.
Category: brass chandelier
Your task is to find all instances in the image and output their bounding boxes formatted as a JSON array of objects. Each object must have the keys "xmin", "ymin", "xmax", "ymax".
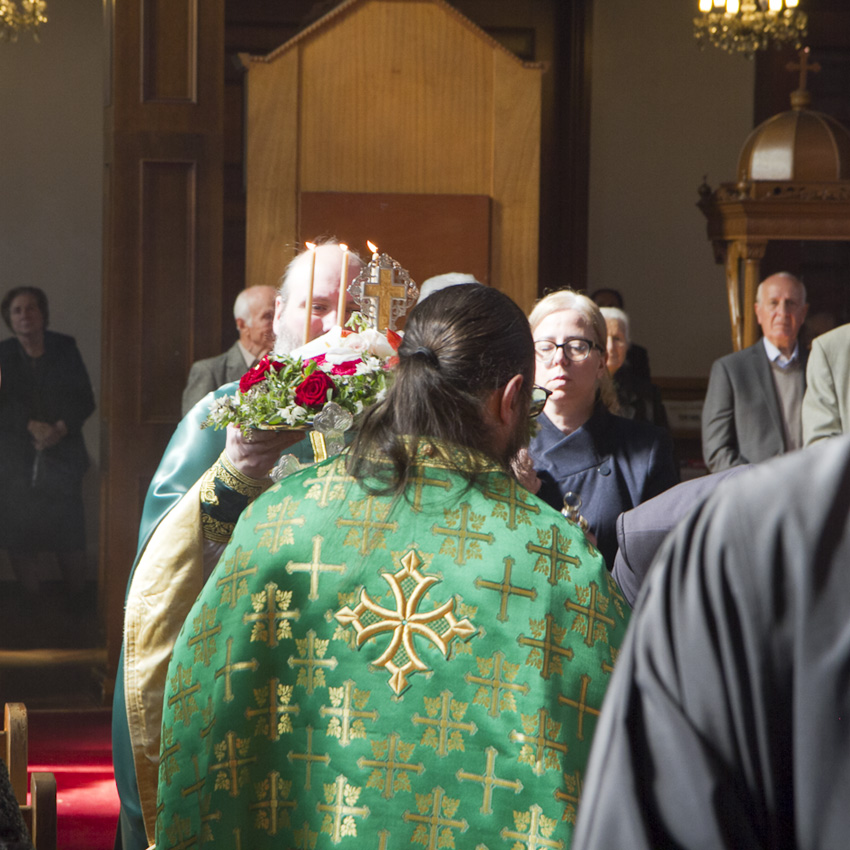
[
  {"xmin": 0, "ymin": 0, "xmax": 47, "ymax": 42},
  {"xmin": 694, "ymin": 0, "xmax": 807, "ymax": 57}
]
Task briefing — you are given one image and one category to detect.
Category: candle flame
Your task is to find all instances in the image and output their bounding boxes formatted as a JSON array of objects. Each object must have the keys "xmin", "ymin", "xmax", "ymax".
[
  {"xmin": 339, "ymin": 243, "xmax": 348, "ymax": 252},
  {"xmin": 367, "ymin": 240, "xmax": 379, "ymax": 253},
  {"xmin": 305, "ymin": 241, "xmax": 317, "ymax": 250}
]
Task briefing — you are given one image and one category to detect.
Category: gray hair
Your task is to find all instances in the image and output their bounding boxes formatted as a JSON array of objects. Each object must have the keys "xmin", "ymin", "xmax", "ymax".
[
  {"xmin": 277, "ymin": 238, "xmax": 363, "ymax": 307},
  {"xmin": 600, "ymin": 306, "xmax": 630, "ymax": 344}
]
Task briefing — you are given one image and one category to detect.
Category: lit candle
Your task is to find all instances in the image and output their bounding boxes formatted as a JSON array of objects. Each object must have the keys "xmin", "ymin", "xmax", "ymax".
[
  {"xmin": 337, "ymin": 243, "xmax": 349, "ymax": 328},
  {"xmin": 303, "ymin": 241, "xmax": 317, "ymax": 345},
  {"xmin": 367, "ymin": 239, "xmax": 379, "ymax": 261}
]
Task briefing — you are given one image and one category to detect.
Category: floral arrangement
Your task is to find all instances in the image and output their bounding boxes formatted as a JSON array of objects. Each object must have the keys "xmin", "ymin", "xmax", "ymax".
[{"xmin": 203, "ymin": 314, "xmax": 400, "ymax": 434}]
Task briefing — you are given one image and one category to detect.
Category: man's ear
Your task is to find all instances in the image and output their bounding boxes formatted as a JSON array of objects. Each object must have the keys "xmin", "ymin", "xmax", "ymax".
[
  {"xmin": 498, "ymin": 374, "xmax": 526, "ymax": 425},
  {"xmin": 235, "ymin": 317, "xmax": 247, "ymax": 334}
]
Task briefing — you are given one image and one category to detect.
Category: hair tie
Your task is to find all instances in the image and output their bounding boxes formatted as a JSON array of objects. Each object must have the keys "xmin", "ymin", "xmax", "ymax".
[{"xmin": 412, "ymin": 346, "xmax": 441, "ymax": 370}]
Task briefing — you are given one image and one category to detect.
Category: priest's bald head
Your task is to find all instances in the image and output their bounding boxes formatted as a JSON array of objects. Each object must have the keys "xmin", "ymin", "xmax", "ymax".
[{"xmin": 273, "ymin": 242, "xmax": 364, "ymax": 355}]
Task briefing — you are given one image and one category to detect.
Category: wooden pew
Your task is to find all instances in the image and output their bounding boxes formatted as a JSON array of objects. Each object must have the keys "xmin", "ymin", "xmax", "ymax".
[{"xmin": 0, "ymin": 702, "xmax": 57, "ymax": 850}]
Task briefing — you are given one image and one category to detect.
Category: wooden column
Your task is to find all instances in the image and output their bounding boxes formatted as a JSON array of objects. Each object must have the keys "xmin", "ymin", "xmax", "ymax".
[{"xmin": 100, "ymin": 0, "xmax": 224, "ymax": 682}]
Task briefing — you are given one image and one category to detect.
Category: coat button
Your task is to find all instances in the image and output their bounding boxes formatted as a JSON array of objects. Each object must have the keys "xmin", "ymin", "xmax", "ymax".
[{"xmin": 598, "ymin": 463, "xmax": 611, "ymax": 476}]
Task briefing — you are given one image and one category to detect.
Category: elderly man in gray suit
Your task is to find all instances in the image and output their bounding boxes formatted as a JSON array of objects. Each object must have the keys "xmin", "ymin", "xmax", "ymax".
[
  {"xmin": 702, "ymin": 273, "xmax": 808, "ymax": 472},
  {"xmin": 181, "ymin": 285, "xmax": 276, "ymax": 415}
]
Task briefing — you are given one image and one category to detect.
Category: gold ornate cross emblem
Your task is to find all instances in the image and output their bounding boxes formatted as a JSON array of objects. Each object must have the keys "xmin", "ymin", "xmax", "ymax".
[{"xmin": 335, "ymin": 549, "xmax": 476, "ymax": 694}]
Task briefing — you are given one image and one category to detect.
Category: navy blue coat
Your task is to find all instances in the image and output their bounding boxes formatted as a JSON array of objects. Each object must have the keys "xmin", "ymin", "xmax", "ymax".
[{"xmin": 530, "ymin": 404, "xmax": 679, "ymax": 568}]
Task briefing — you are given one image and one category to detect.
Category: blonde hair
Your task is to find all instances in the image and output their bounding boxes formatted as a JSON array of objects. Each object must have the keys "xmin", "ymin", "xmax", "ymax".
[{"xmin": 529, "ymin": 289, "xmax": 619, "ymax": 413}]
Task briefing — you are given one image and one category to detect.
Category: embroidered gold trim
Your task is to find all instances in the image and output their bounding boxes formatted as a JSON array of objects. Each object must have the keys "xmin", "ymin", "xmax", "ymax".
[
  {"xmin": 218, "ymin": 452, "xmax": 269, "ymax": 498},
  {"xmin": 201, "ymin": 513, "xmax": 235, "ymax": 544}
]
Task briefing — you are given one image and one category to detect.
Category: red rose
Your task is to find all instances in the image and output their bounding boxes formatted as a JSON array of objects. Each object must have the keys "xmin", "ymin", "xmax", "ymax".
[
  {"xmin": 239, "ymin": 356, "xmax": 283, "ymax": 393},
  {"xmin": 294, "ymin": 371, "xmax": 336, "ymax": 407},
  {"xmin": 330, "ymin": 359, "xmax": 360, "ymax": 376}
]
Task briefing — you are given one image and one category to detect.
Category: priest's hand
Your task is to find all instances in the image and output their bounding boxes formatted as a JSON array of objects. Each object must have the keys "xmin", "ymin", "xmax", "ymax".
[{"xmin": 224, "ymin": 424, "xmax": 305, "ymax": 480}]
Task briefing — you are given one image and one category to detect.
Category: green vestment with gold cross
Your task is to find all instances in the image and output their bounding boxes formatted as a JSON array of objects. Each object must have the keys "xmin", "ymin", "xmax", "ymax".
[{"xmin": 155, "ymin": 441, "xmax": 630, "ymax": 850}]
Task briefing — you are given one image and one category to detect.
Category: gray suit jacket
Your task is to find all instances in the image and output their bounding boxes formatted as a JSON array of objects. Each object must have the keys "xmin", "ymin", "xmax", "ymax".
[
  {"xmin": 702, "ymin": 341, "xmax": 805, "ymax": 472},
  {"xmin": 612, "ymin": 466, "xmax": 749, "ymax": 607},
  {"xmin": 803, "ymin": 323, "xmax": 850, "ymax": 447},
  {"xmin": 181, "ymin": 341, "xmax": 247, "ymax": 416}
]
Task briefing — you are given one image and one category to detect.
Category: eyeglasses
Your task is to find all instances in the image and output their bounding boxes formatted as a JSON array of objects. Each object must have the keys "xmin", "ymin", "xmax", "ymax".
[
  {"xmin": 529, "ymin": 385, "xmax": 552, "ymax": 418},
  {"xmin": 534, "ymin": 337, "xmax": 600, "ymax": 364}
]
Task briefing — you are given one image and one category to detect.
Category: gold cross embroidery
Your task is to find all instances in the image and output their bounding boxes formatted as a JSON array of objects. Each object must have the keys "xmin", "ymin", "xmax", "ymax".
[
  {"xmin": 336, "ymin": 496, "xmax": 399, "ymax": 555},
  {"xmin": 483, "ymin": 478, "xmax": 541, "ymax": 529},
  {"xmin": 335, "ymin": 549, "xmax": 476, "ymax": 694},
  {"xmin": 475, "ymin": 556, "xmax": 537, "ymax": 622},
  {"xmin": 557, "ymin": 674, "xmax": 600, "ymax": 742},
  {"xmin": 319, "ymin": 679, "xmax": 378, "ymax": 746},
  {"xmin": 412, "ymin": 690, "xmax": 478, "ymax": 756},
  {"xmin": 214, "ymin": 637, "xmax": 259, "ymax": 703},
  {"xmin": 555, "ymin": 769, "xmax": 583, "ymax": 826},
  {"xmin": 527, "ymin": 524, "xmax": 580, "ymax": 585},
  {"xmin": 215, "ymin": 545, "xmax": 257, "ymax": 609},
  {"xmin": 285, "ymin": 536, "xmax": 346, "ymax": 601},
  {"xmin": 432, "ymin": 503, "xmax": 494, "ymax": 565},
  {"xmin": 509, "ymin": 708, "xmax": 567, "ymax": 776},
  {"xmin": 163, "ymin": 812, "xmax": 198, "ymax": 850},
  {"xmin": 187, "ymin": 603, "xmax": 221, "ymax": 666},
  {"xmin": 245, "ymin": 677, "xmax": 299, "ymax": 741},
  {"xmin": 167, "ymin": 663, "xmax": 201, "ymax": 726},
  {"xmin": 179, "ymin": 754, "xmax": 222, "ymax": 840},
  {"xmin": 302, "ymin": 462, "xmax": 350, "ymax": 508},
  {"xmin": 288, "ymin": 629, "xmax": 337, "ymax": 694},
  {"xmin": 408, "ymin": 466, "xmax": 451, "ymax": 513},
  {"xmin": 209, "ymin": 730, "xmax": 256, "ymax": 798},
  {"xmin": 356, "ymin": 732, "xmax": 424, "ymax": 799},
  {"xmin": 287, "ymin": 725, "xmax": 329, "ymax": 790},
  {"xmin": 566, "ymin": 581, "xmax": 616, "ymax": 647},
  {"xmin": 255, "ymin": 496, "xmax": 306, "ymax": 553},
  {"xmin": 402, "ymin": 786, "xmax": 468, "ymax": 849},
  {"xmin": 249, "ymin": 770, "xmax": 295, "ymax": 836},
  {"xmin": 242, "ymin": 581, "xmax": 300, "ymax": 647},
  {"xmin": 456, "ymin": 746, "xmax": 523, "ymax": 814},
  {"xmin": 500, "ymin": 803, "xmax": 564, "ymax": 849},
  {"xmin": 465, "ymin": 650, "xmax": 529, "ymax": 717},
  {"xmin": 292, "ymin": 821, "xmax": 319, "ymax": 849},
  {"xmin": 517, "ymin": 613, "xmax": 574, "ymax": 680},
  {"xmin": 318, "ymin": 775, "xmax": 370, "ymax": 844}
]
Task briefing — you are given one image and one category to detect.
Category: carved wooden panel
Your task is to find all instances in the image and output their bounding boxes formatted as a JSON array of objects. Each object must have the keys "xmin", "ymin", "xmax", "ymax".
[
  {"xmin": 142, "ymin": 0, "xmax": 198, "ymax": 103},
  {"xmin": 101, "ymin": 0, "xmax": 223, "ymax": 677}
]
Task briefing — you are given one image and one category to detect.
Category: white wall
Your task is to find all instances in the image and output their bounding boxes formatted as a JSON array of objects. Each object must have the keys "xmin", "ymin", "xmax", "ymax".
[
  {"xmin": 589, "ymin": 0, "xmax": 756, "ymax": 377},
  {"xmin": 0, "ymin": 1, "xmax": 103, "ymax": 571}
]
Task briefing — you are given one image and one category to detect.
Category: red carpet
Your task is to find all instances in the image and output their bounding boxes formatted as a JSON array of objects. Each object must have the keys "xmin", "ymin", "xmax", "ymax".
[{"xmin": 28, "ymin": 709, "xmax": 119, "ymax": 850}]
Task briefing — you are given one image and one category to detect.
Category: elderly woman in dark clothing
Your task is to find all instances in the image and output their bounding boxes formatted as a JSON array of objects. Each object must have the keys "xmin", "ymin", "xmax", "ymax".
[
  {"xmin": 0, "ymin": 287, "xmax": 95, "ymax": 594},
  {"xmin": 527, "ymin": 290, "xmax": 678, "ymax": 568},
  {"xmin": 600, "ymin": 306, "xmax": 669, "ymax": 429}
]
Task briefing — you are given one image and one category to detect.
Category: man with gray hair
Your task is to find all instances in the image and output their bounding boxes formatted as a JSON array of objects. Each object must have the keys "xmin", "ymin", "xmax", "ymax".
[
  {"xmin": 181, "ymin": 285, "xmax": 277, "ymax": 415},
  {"xmin": 702, "ymin": 272, "xmax": 808, "ymax": 471}
]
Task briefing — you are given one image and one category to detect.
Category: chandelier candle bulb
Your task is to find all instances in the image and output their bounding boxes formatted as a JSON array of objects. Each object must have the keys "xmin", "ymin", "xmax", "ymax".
[
  {"xmin": 303, "ymin": 242, "xmax": 317, "ymax": 345},
  {"xmin": 337, "ymin": 244, "xmax": 349, "ymax": 327}
]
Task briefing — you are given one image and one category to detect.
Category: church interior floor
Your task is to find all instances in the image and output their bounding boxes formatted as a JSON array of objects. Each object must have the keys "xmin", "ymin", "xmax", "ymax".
[{"xmin": 0, "ymin": 581, "xmax": 106, "ymax": 710}]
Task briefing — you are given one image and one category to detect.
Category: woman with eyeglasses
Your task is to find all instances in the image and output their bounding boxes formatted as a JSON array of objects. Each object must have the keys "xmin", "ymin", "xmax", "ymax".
[{"xmin": 526, "ymin": 290, "xmax": 678, "ymax": 570}]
